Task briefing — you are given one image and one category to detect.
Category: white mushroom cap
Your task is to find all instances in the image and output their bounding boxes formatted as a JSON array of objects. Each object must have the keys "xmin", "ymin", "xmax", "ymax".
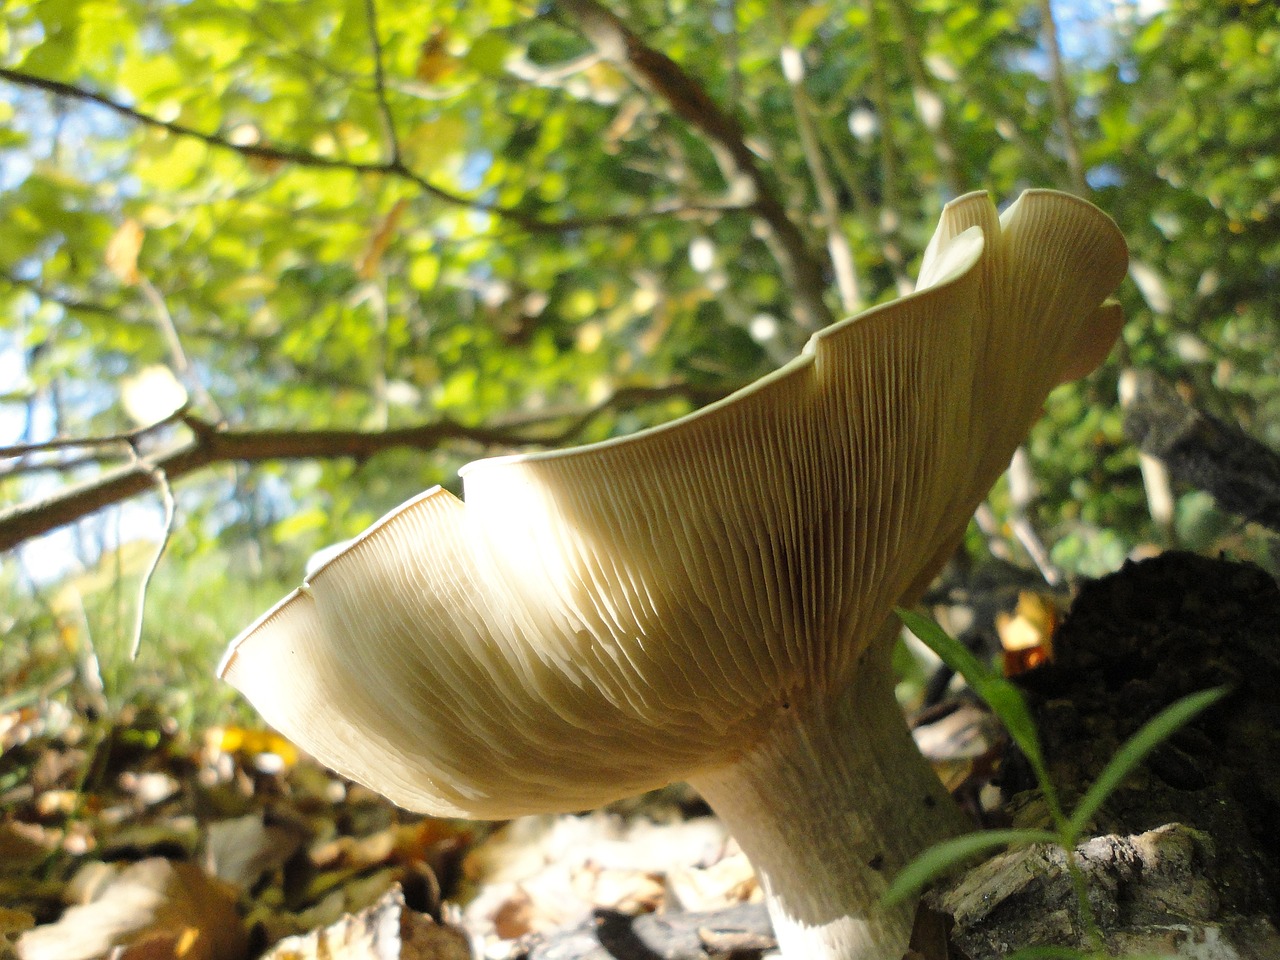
[{"xmin": 220, "ymin": 190, "xmax": 1128, "ymax": 819}]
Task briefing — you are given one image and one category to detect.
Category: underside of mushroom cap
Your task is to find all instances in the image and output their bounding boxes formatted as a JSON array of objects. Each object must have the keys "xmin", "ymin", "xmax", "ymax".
[{"xmin": 220, "ymin": 190, "xmax": 1127, "ymax": 819}]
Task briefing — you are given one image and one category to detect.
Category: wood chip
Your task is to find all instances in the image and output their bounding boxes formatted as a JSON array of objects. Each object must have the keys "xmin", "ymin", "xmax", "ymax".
[{"xmin": 261, "ymin": 885, "xmax": 470, "ymax": 960}]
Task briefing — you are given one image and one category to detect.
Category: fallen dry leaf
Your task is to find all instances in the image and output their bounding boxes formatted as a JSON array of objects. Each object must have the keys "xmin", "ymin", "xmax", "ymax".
[
  {"xmin": 18, "ymin": 858, "xmax": 246, "ymax": 960},
  {"xmin": 1, "ymin": 909, "xmax": 35, "ymax": 960},
  {"xmin": 261, "ymin": 885, "xmax": 470, "ymax": 960},
  {"xmin": 997, "ymin": 590, "xmax": 1060, "ymax": 676},
  {"xmin": 461, "ymin": 813, "xmax": 752, "ymax": 951},
  {"xmin": 206, "ymin": 812, "xmax": 307, "ymax": 890},
  {"xmin": 0, "ymin": 823, "xmax": 58, "ymax": 874}
]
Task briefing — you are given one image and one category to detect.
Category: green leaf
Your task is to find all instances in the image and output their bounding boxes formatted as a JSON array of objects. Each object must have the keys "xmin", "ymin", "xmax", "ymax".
[
  {"xmin": 465, "ymin": 32, "xmax": 510, "ymax": 77},
  {"xmin": 882, "ymin": 829, "xmax": 1058, "ymax": 907},
  {"xmin": 1066, "ymin": 687, "xmax": 1228, "ymax": 839},
  {"xmin": 790, "ymin": 4, "xmax": 831, "ymax": 48},
  {"xmin": 980, "ymin": 680, "xmax": 1050, "ymax": 782}
]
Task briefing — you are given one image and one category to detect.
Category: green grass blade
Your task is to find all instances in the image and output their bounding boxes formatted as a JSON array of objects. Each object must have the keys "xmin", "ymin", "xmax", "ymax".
[
  {"xmin": 980, "ymin": 679, "xmax": 1049, "ymax": 778},
  {"xmin": 881, "ymin": 828, "xmax": 1058, "ymax": 906},
  {"xmin": 898, "ymin": 607, "xmax": 993, "ymax": 684},
  {"xmin": 1006, "ymin": 952, "xmax": 1177, "ymax": 960},
  {"xmin": 1066, "ymin": 686, "xmax": 1228, "ymax": 839},
  {"xmin": 1002, "ymin": 948, "xmax": 1100, "ymax": 960},
  {"xmin": 898, "ymin": 608, "xmax": 1061, "ymax": 819}
]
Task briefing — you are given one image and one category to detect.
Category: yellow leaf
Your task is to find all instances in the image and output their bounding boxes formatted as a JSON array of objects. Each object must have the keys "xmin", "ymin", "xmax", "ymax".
[
  {"xmin": 106, "ymin": 218, "xmax": 145, "ymax": 285},
  {"xmin": 997, "ymin": 590, "xmax": 1060, "ymax": 675},
  {"xmin": 212, "ymin": 725, "xmax": 299, "ymax": 766},
  {"xmin": 416, "ymin": 27, "xmax": 458, "ymax": 84},
  {"xmin": 357, "ymin": 198, "xmax": 410, "ymax": 280},
  {"xmin": 16, "ymin": 859, "xmax": 245, "ymax": 960}
]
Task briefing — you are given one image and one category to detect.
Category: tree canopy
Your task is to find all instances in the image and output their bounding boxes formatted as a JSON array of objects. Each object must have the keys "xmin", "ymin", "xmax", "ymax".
[{"xmin": 2, "ymin": 0, "xmax": 1279, "ymax": 718}]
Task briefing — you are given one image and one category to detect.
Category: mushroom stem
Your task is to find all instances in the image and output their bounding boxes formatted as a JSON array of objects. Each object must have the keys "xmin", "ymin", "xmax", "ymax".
[{"xmin": 691, "ymin": 628, "xmax": 963, "ymax": 960}]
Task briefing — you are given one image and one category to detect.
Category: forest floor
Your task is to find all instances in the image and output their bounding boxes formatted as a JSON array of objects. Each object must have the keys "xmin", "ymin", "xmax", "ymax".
[{"xmin": 2, "ymin": 551, "xmax": 1278, "ymax": 960}]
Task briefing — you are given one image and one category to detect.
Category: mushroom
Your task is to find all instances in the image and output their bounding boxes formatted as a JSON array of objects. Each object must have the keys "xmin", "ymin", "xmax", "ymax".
[{"xmin": 220, "ymin": 190, "xmax": 1127, "ymax": 960}]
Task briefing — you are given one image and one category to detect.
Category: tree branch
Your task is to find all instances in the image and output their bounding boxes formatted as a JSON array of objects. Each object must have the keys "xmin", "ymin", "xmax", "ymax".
[
  {"xmin": 1, "ymin": 408, "xmax": 187, "ymax": 459},
  {"xmin": 771, "ymin": 0, "xmax": 861, "ymax": 314},
  {"xmin": 553, "ymin": 0, "xmax": 835, "ymax": 331},
  {"xmin": 1123, "ymin": 372, "xmax": 1280, "ymax": 534},
  {"xmin": 0, "ymin": 66, "xmax": 737, "ymax": 234},
  {"xmin": 361, "ymin": 0, "xmax": 401, "ymax": 165},
  {"xmin": 883, "ymin": 0, "xmax": 965, "ymax": 197},
  {"xmin": 862, "ymin": 0, "xmax": 902, "ymax": 219},
  {"xmin": 0, "ymin": 383, "xmax": 735, "ymax": 553},
  {"xmin": 1037, "ymin": 0, "xmax": 1088, "ymax": 196}
]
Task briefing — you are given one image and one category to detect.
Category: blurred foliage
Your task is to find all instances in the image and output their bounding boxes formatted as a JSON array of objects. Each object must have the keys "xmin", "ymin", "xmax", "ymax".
[{"xmin": 2, "ymin": 0, "xmax": 1278, "ymax": 726}]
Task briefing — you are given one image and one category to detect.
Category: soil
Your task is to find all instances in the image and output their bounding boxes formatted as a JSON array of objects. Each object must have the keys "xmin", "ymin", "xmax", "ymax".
[
  {"xmin": 1013, "ymin": 550, "xmax": 1280, "ymax": 919},
  {"xmin": 936, "ymin": 551, "xmax": 1280, "ymax": 959}
]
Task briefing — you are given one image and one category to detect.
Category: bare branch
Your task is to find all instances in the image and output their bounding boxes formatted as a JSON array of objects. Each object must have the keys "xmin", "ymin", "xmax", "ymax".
[
  {"xmin": 0, "ymin": 408, "xmax": 186, "ymax": 459},
  {"xmin": 136, "ymin": 277, "xmax": 224, "ymax": 422},
  {"xmin": 0, "ymin": 383, "xmax": 736, "ymax": 553},
  {"xmin": 0, "ymin": 66, "xmax": 736, "ymax": 234},
  {"xmin": 128, "ymin": 458, "xmax": 175, "ymax": 661},
  {"xmin": 361, "ymin": 0, "xmax": 401, "ymax": 165},
  {"xmin": 2, "ymin": 270, "xmax": 122, "ymax": 319},
  {"xmin": 553, "ymin": 0, "xmax": 835, "ymax": 331},
  {"xmin": 862, "ymin": 0, "xmax": 901, "ymax": 219},
  {"xmin": 771, "ymin": 0, "xmax": 861, "ymax": 313},
  {"xmin": 1037, "ymin": 0, "xmax": 1088, "ymax": 196},
  {"xmin": 506, "ymin": 51, "xmax": 605, "ymax": 86},
  {"xmin": 883, "ymin": 0, "xmax": 965, "ymax": 197}
]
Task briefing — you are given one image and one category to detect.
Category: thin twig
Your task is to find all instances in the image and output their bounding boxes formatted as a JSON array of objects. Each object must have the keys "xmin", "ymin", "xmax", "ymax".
[
  {"xmin": 1, "ymin": 452, "xmax": 120, "ymax": 478},
  {"xmin": 1037, "ymin": 0, "xmax": 1088, "ymax": 195},
  {"xmin": 821, "ymin": 126, "xmax": 914, "ymax": 294},
  {"xmin": 361, "ymin": 0, "xmax": 401, "ymax": 165},
  {"xmin": 771, "ymin": 0, "xmax": 861, "ymax": 313},
  {"xmin": 2, "ymin": 270, "xmax": 121, "ymax": 319},
  {"xmin": 882, "ymin": 0, "xmax": 965, "ymax": 196},
  {"xmin": 722, "ymin": 0, "xmax": 743, "ymax": 112},
  {"xmin": 0, "ymin": 408, "xmax": 187, "ymax": 458},
  {"xmin": 128, "ymin": 457, "xmax": 176, "ymax": 661},
  {"xmin": 553, "ymin": 0, "xmax": 835, "ymax": 331},
  {"xmin": 506, "ymin": 51, "xmax": 604, "ymax": 86},
  {"xmin": 137, "ymin": 277, "xmax": 224, "ymax": 422},
  {"xmin": 0, "ymin": 66, "xmax": 737, "ymax": 234},
  {"xmin": 1007, "ymin": 446, "xmax": 1062, "ymax": 586},
  {"xmin": 862, "ymin": 0, "xmax": 901, "ymax": 219}
]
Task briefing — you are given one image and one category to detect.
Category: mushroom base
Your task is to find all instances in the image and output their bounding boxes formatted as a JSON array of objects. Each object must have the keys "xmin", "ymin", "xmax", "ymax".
[{"xmin": 691, "ymin": 642, "xmax": 965, "ymax": 960}]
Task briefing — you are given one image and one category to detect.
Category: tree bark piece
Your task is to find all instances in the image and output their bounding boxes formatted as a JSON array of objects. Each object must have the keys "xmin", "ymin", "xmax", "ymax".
[
  {"xmin": 935, "ymin": 825, "xmax": 1280, "ymax": 960},
  {"xmin": 1123, "ymin": 371, "xmax": 1280, "ymax": 533},
  {"xmin": 260, "ymin": 884, "xmax": 470, "ymax": 960}
]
